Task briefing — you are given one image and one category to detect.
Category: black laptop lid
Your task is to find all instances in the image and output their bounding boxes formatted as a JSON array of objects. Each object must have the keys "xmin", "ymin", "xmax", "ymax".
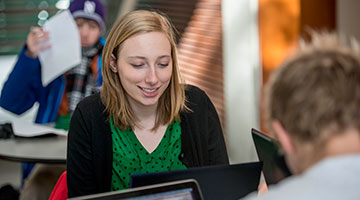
[
  {"xmin": 131, "ymin": 162, "xmax": 262, "ymax": 200},
  {"xmin": 251, "ymin": 128, "xmax": 292, "ymax": 185},
  {"xmin": 69, "ymin": 179, "xmax": 203, "ymax": 200}
]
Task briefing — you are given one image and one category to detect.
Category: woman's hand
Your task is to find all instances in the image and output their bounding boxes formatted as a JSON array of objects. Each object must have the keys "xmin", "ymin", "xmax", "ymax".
[{"xmin": 25, "ymin": 26, "xmax": 51, "ymax": 58}]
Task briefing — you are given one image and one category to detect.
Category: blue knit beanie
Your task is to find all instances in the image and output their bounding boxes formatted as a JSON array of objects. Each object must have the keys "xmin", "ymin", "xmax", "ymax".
[{"xmin": 69, "ymin": 0, "xmax": 106, "ymax": 33}]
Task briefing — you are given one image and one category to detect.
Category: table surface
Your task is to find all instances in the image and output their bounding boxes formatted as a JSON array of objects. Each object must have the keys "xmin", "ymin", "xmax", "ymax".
[{"xmin": 0, "ymin": 135, "xmax": 67, "ymax": 164}]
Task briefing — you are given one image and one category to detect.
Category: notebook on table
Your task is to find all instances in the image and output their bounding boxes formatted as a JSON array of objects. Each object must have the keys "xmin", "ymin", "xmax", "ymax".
[
  {"xmin": 131, "ymin": 162, "xmax": 262, "ymax": 200},
  {"xmin": 69, "ymin": 179, "xmax": 203, "ymax": 200},
  {"xmin": 251, "ymin": 128, "xmax": 292, "ymax": 185}
]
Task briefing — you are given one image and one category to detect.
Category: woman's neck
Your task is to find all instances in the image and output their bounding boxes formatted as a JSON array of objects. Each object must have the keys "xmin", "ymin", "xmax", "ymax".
[{"xmin": 128, "ymin": 97, "xmax": 158, "ymax": 130}]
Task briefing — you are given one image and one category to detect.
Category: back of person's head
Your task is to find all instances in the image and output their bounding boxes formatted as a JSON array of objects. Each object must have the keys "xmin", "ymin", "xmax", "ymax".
[
  {"xmin": 101, "ymin": 10, "xmax": 186, "ymax": 130},
  {"xmin": 266, "ymin": 31, "xmax": 360, "ymax": 146},
  {"xmin": 69, "ymin": 0, "xmax": 106, "ymax": 33}
]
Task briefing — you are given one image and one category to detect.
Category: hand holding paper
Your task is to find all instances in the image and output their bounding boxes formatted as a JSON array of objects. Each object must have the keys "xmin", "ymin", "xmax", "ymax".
[{"xmin": 26, "ymin": 26, "xmax": 51, "ymax": 58}]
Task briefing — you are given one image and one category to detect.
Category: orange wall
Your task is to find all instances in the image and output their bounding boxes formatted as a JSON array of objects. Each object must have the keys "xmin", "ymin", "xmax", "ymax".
[
  {"xmin": 258, "ymin": 0, "xmax": 336, "ymax": 132},
  {"xmin": 259, "ymin": 0, "xmax": 300, "ymax": 131},
  {"xmin": 259, "ymin": 0, "xmax": 300, "ymax": 84}
]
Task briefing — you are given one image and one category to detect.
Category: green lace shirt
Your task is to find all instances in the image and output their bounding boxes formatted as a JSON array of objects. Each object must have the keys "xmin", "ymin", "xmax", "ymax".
[{"xmin": 110, "ymin": 119, "xmax": 187, "ymax": 191}]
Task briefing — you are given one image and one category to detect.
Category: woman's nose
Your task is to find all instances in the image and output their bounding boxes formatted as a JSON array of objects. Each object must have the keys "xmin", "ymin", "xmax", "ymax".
[{"xmin": 145, "ymin": 67, "xmax": 159, "ymax": 85}]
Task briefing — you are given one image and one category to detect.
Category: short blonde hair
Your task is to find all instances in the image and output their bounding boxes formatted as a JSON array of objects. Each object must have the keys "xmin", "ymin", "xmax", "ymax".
[
  {"xmin": 265, "ymin": 31, "xmax": 360, "ymax": 144},
  {"xmin": 101, "ymin": 10, "xmax": 186, "ymax": 130}
]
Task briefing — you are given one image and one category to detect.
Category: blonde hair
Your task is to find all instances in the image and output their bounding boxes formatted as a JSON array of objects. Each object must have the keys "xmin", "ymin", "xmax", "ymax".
[
  {"xmin": 265, "ymin": 31, "xmax": 360, "ymax": 144},
  {"xmin": 101, "ymin": 10, "xmax": 187, "ymax": 130}
]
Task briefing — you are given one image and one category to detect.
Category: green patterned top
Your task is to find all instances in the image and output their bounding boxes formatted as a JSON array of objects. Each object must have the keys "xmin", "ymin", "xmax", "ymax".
[{"xmin": 110, "ymin": 118, "xmax": 187, "ymax": 191}]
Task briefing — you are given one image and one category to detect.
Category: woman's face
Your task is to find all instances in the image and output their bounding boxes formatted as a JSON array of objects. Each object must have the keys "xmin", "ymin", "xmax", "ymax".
[{"xmin": 112, "ymin": 31, "xmax": 173, "ymax": 109}]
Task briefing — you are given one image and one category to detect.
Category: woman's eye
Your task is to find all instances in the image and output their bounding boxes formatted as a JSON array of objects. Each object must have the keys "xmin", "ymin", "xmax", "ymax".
[
  {"xmin": 158, "ymin": 63, "xmax": 169, "ymax": 67},
  {"xmin": 131, "ymin": 64, "xmax": 144, "ymax": 68}
]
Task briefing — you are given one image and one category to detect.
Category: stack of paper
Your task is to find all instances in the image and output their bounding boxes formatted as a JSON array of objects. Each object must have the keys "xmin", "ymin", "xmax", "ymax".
[{"xmin": 39, "ymin": 10, "xmax": 81, "ymax": 86}]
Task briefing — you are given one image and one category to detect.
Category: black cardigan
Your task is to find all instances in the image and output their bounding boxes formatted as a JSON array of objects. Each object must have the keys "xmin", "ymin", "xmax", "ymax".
[{"xmin": 67, "ymin": 85, "xmax": 229, "ymax": 197}]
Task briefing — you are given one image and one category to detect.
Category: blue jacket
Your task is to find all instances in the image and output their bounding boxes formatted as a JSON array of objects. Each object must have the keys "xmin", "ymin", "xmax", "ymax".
[{"xmin": 0, "ymin": 38, "xmax": 105, "ymax": 124}]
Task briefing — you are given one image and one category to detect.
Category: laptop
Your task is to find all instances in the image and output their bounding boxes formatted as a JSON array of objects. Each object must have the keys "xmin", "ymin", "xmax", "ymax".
[
  {"xmin": 131, "ymin": 162, "xmax": 262, "ymax": 200},
  {"xmin": 251, "ymin": 128, "xmax": 292, "ymax": 185},
  {"xmin": 69, "ymin": 179, "xmax": 203, "ymax": 200}
]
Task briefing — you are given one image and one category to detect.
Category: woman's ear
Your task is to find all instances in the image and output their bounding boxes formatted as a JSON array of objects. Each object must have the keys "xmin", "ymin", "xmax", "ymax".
[{"xmin": 110, "ymin": 54, "xmax": 118, "ymax": 73}]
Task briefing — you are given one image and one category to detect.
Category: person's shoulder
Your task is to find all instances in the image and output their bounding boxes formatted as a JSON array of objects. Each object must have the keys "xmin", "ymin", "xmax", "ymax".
[
  {"xmin": 183, "ymin": 84, "xmax": 212, "ymax": 112},
  {"xmin": 241, "ymin": 180, "xmax": 298, "ymax": 200},
  {"xmin": 184, "ymin": 84, "xmax": 207, "ymax": 99},
  {"xmin": 78, "ymin": 92, "xmax": 101, "ymax": 103},
  {"xmin": 250, "ymin": 174, "xmax": 321, "ymax": 200},
  {"xmin": 77, "ymin": 93, "xmax": 103, "ymax": 112},
  {"xmin": 99, "ymin": 37, "xmax": 106, "ymax": 46}
]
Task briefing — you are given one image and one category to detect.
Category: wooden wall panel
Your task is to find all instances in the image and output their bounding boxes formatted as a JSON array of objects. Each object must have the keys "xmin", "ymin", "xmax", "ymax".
[
  {"xmin": 135, "ymin": 0, "xmax": 197, "ymax": 41},
  {"xmin": 177, "ymin": 0, "xmax": 224, "ymax": 128}
]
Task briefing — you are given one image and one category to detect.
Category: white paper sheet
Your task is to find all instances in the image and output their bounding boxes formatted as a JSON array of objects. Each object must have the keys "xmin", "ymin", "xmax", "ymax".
[
  {"xmin": 39, "ymin": 10, "xmax": 81, "ymax": 86},
  {"xmin": 10, "ymin": 118, "xmax": 67, "ymax": 137}
]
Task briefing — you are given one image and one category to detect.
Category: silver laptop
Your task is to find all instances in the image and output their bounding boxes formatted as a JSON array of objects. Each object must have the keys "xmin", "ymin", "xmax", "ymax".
[{"xmin": 69, "ymin": 179, "xmax": 203, "ymax": 200}]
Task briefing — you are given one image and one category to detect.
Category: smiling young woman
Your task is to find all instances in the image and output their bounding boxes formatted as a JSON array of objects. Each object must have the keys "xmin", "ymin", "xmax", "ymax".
[{"xmin": 67, "ymin": 10, "xmax": 229, "ymax": 198}]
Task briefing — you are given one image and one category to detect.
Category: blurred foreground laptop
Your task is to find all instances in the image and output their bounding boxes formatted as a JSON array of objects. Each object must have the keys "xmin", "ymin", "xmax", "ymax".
[
  {"xmin": 69, "ymin": 179, "xmax": 203, "ymax": 200},
  {"xmin": 131, "ymin": 162, "xmax": 262, "ymax": 200},
  {"xmin": 251, "ymin": 128, "xmax": 292, "ymax": 185}
]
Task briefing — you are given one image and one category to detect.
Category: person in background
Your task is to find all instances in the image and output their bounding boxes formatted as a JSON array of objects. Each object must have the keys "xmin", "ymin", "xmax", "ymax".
[
  {"xmin": 67, "ymin": 10, "xmax": 229, "ymax": 197},
  {"xmin": 242, "ymin": 32, "xmax": 360, "ymax": 200},
  {"xmin": 0, "ymin": 0, "xmax": 106, "ymax": 130},
  {"xmin": 0, "ymin": 0, "xmax": 106, "ymax": 199}
]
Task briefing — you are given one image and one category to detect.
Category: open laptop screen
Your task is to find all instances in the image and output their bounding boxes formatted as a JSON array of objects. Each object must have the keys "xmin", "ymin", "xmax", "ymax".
[
  {"xmin": 69, "ymin": 179, "xmax": 203, "ymax": 200},
  {"xmin": 131, "ymin": 162, "xmax": 262, "ymax": 200},
  {"xmin": 251, "ymin": 128, "xmax": 292, "ymax": 185}
]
